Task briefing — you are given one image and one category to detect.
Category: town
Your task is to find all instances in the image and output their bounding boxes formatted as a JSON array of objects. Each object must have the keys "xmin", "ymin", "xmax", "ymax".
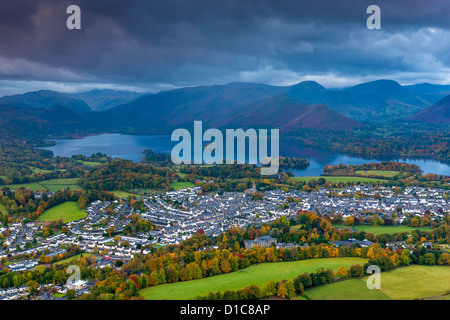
[{"xmin": 0, "ymin": 184, "xmax": 447, "ymax": 299}]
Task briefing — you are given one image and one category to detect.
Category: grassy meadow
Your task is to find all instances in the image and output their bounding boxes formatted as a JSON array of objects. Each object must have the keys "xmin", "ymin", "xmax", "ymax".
[
  {"xmin": 54, "ymin": 253, "xmax": 94, "ymax": 265},
  {"xmin": 1, "ymin": 178, "xmax": 83, "ymax": 192},
  {"xmin": 169, "ymin": 182, "xmax": 195, "ymax": 190},
  {"xmin": 306, "ymin": 265, "xmax": 450, "ymax": 300},
  {"xmin": 37, "ymin": 201, "xmax": 87, "ymax": 223},
  {"xmin": 140, "ymin": 257, "xmax": 368, "ymax": 300},
  {"xmin": 354, "ymin": 170, "xmax": 399, "ymax": 178},
  {"xmin": 112, "ymin": 190, "xmax": 143, "ymax": 198},
  {"xmin": 333, "ymin": 224, "xmax": 433, "ymax": 235}
]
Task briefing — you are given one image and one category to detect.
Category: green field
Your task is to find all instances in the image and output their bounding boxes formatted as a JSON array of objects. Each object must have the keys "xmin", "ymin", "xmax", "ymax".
[
  {"xmin": 37, "ymin": 201, "xmax": 87, "ymax": 223},
  {"xmin": 30, "ymin": 167, "xmax": 54, "ymax": 174},
  {"xmin": 169, "ymin": 182, "xmax": 195, "ymax": 190},
  {"xmin": 2, "ymin": 182, "xmax": 46, "ymax": 191},
  {"xmin": 140, "ymin": 257, "xmax": 368, "ymax": 300},
  {"xmin": 2, "ymin": 178, "xmax": 83, "ymax": 192},
  {"xmin": 354, "ymin": 170, "xmax": 399, "ymax": 178},
  {"xmin": 78, "ymin": 161, "xmax": 102, "ymax": 167},
  {"xmin": 0, "ymin": 203, "xmax": 8, "ymax": 215},
  {"xmin": 306, "ymin": 278, "xmax": 391, "ymax": 300},
  {"xmin": 306, "ymin": 265, "xmax": 450, "ymax": 300},
  {"xmin": 54, "ymin": 253, "xmax": 94, "ymax": 265},
  {"xmin": 112, "ymin": 190, "xmax": 143, "ymax": 198},
  {"xmin": 38, "ymin": 178, "xmax": 83, "ymax": 192},
  {"xmin": 290, "ymin": 224, "xmax": 304, "ymax": 232},
  {"xmin": 333, "ymin": 224, "xmax": 433, "ymax": 235},
  {"xmin": 293, "ymin": 176, "xmax": 386, "ymax": 184}
]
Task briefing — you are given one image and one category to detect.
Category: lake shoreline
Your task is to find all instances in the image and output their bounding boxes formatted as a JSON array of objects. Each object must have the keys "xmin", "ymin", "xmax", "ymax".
[{"xmin": 39, "ymin": 133, "xmax": 450, "ymax": 177}]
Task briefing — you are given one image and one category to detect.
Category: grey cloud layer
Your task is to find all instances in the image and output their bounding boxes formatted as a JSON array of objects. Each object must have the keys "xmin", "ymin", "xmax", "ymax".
[{"xmin": 0, "ymin": 0, "xmax": 450, "ymax": 90}]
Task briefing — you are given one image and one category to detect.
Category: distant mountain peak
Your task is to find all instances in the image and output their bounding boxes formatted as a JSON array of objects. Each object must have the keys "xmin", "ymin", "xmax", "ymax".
[{"xmin": 0, "ymin": 90, "xmax": 92, "ymax": 113}]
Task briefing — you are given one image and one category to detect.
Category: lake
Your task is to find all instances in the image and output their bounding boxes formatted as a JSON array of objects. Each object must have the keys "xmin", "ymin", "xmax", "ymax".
[{"xmin": 41, "ymin": 133, "xmax": 450, "ymax": 176}]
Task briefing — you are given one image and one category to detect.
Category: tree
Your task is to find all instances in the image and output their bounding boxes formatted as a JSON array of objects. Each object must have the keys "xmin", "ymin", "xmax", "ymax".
[
  {"xmin": 334, "ymin": 214, "xmax": 343, "ymax": 224},
  {"xmin": 294, "ymin": 273, "xmax": 312, "ymax": 289},
  {"xmin": 349, "ymin": 264, "xmax": 363, "ymax": 278},
  {"xmin": 336, "ymin": 266, "xmax": 349, "ymax": 279},
  {"xmin": 264, "ymin": 281, "xmax": 277, "ymax": 297},
  {"xmin": 223, "ymin": 290, "xmax": 238, "ymax": 300},
  {"xmin": 276, "ymin": 281, "xmax": 288, "ymax": 299},
  {"xmin": 437, "ymin": 253, "xmax": 450, "ymax": 265},
  {"xmin": 66, "ymin": 289, "xmax": 76, "ymax": 300},
  {"xmin": 423, "ymin": 253, "xmax": 436, "ymax": 265},
  {"xmin": 220, "ymin": 259, "xmax": 232, "ymax": 273},
  {"xmin": 285, "ymin": 281, "xmax": 296, "ymax": 299},
  {"xmin": 344, "ymin": 216, "xmax": 355, "ymax": 226},
  {"xmin": 26, "ymin": 280, "xmax": 39, "ymax": 296},
  {"xmin": 115, "ymin": 260, "xmax": 124, "ymax": 268},
  {"xmin": 292, "ymin": 276, "xmax": 304, "ymax": 294}
]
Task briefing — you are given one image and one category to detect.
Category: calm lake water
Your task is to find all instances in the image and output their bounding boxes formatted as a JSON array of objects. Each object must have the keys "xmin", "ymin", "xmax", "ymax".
[{"xmin": 42, "ymin": 133, "xmax": 450, "ymax": 176}]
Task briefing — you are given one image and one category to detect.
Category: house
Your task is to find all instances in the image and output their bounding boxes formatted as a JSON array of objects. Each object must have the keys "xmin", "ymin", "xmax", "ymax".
[
  {"xmin": 244, "ymin": 236, "xmax": 277, "ymax": 249},
  {"xmin": 66, "ymin": 279, "xmax": 87, "ymax": 291},
  {"xmin": 422, "ymin": 242, "xmax": 433, "ymax": 249},
  {"xmin": 331, "ymin": 238, "xmax": 374, "ymax": 248}
]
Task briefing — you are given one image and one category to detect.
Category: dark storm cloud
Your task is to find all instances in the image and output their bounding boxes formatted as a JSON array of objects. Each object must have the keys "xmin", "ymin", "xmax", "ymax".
[{"xmin": 0, "ymin": 0, "xmax": 450, "ymax": 92}]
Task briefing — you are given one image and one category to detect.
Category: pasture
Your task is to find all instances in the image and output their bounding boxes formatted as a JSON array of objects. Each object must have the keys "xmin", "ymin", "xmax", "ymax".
[
  {"xmin": 306, "ymin": 265, "xmax": 450, "ymax": 300},
  {"xmin": 2, "ymin": 178, "xmax": 83, "ymax": 192},
  {"xmin": 333, "ymin": 224, "xmax": 433, "ymax": 235},
  {"xmin": 354, "ymin": 170, "xmax": 399, "ymax": 178},
  {"xmin": 37, "ymin": 201, "xmax": 87, "ymax": 223},
  {"xmin": 169, "ymin": 182, "xmax": 195, "ymax": 190},
  {"xmin": 140, "ymin": 257, "xmax": 368, "ymax": 300}
]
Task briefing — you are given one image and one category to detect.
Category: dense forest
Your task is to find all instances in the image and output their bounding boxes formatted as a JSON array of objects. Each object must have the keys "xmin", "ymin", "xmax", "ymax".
[
  {"xmin": 78, "ymin": 160, "xmax": 177, "ymax": 191},
  {"xmin": 279, "ymin": 156, "xmax": 309, "ymax": 170}
]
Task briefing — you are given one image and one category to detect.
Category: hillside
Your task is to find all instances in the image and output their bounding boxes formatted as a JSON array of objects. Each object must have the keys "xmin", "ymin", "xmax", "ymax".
[
  {"xmin": 229, "ymin": 94, "xmax": 361, "ymax": 131},
  {"xmin": 0, "ymin": 105, "xmax": 91, "ymax": 142},
  {"xmin": 404, "ymin": 83, "xmax": 450, "ymax": 105},
  {"xmin": 102, "ymin": 80, "xmax": 430, "ymax": 128},
  {"xmin": 335, "ymin": 80, "xmax": 429, "ymax": 121},
  {"xmin": 0, "ymin": 90, "xmax": 92, "ymax": 114},
  {"xmin": 407, "ymin": 94, "xmax": 450, "ymax": 124},
  {"xmin": 67, "ymin": 89, "xmax": 142, "ymax": 111},
  {"xmin": 101, "ymin": 84, "xmax": 361, "ymax": 132},
  {"xmin": 0, "ymin": 80, "xmax": 437, "ymax": 138}
]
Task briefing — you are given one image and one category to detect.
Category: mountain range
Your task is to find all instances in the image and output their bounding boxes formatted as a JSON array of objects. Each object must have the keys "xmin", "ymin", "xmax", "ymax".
[
  {"xmin": 0, "ymin": 90, "xmax": 92, "ymax": 114},
  {"xmin": 2, "ymin": 80, "xmax": 450, "ymax": 140},
  {"xmin": 99, "ymin": 79, "xmax": 436, "ymax": 131},
  {"xmin": 67, "ymin": 89, "xmax": 142, "ymax": 111}
]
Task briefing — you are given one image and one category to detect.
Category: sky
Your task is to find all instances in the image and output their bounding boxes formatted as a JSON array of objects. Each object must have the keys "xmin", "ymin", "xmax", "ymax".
[{"xmin": 0, "ymin": 0, "xmax": 450, "ymax": 95}]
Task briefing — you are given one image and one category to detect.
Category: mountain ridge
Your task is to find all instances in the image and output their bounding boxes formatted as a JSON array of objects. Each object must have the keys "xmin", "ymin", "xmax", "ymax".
[
  {"xmin": 0, "ymin": 90, "xmax": 92, "ymax": 114},
  {"xmin": 407, "ymin": 94, "xmax": 450, "ymax": 124}
]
